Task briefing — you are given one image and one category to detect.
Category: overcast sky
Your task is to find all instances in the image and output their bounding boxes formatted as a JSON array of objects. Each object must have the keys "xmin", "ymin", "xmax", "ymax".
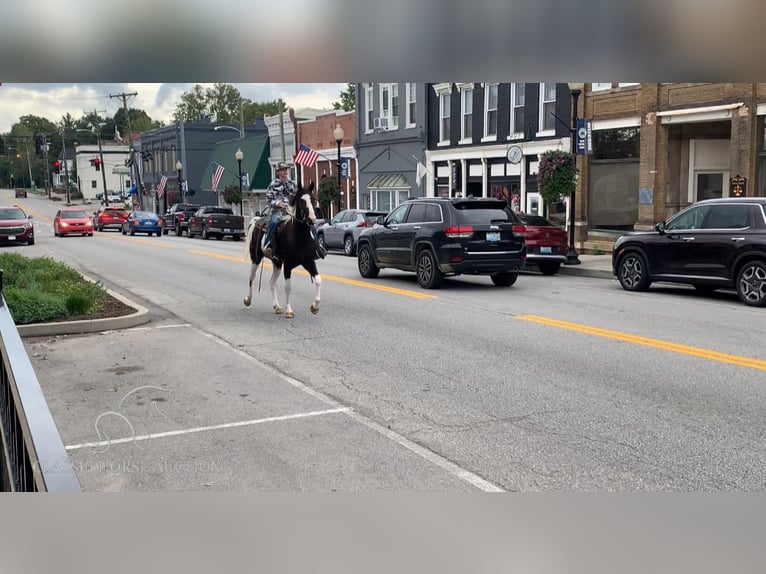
[{"xmin": 0, "ymin": 83, "xmax": 348, "ymax": 133}]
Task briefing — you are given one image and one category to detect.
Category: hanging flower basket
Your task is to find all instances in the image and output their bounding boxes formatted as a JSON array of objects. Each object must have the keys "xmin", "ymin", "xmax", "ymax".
[{"xmin": 536, "ymin": 150, "xmax": 577, "ymax": 206}]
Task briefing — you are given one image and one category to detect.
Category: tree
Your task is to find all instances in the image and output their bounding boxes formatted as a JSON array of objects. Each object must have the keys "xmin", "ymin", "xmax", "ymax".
[
  {"xmin": 536, "ymin": 150, "xmax": 577, "ymax": 208},
  {"xmin": 243, "ymin": 99, "xmax": 286, "ymax": 123},
  {"xmin": 173, "ymin": 84, "xmax": 210, "ymax": 123},
  {"xmin": 113, "ymin": 107, "xmax": 162, "ymax": 136},
  {"xmin": 333, "ymin": 83, "xmax": 356, "ymax": 111},
  {"xmin": 317, "ymin": 176, "xmax": 340, "ymax": 214},
  {"xmin": 222, "ymin": 184, "xmax": 241, "ymax": 207}
]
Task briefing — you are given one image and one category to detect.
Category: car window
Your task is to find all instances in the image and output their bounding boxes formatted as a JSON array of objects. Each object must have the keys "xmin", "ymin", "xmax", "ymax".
[
  {"xmin": 702, "ymin": 204, "xmax": 750, "ymax": 229},
  {"xmin": 454, "ymin": 208, "xmax": 510, "ymax": 225},
  {"xmin": 364, "ymin": 212, "xmax": 386, "ymax": 225},
  {"xmin": 519, "ymin": 215, "xmax": 553, "ymax": 226},
  {"xmin": 0, "ymin": 208, "xmax": 26, "ymax": 220},
  {"xmin": 665, "ymin": 205, "xmax": 711, "ymax": 231},
  {"xmin": 61, "ymin": 210, "xmax": 87, "ymax": 219},
  {"xmin": 405, "ymin": 203, "xmax": 428, "ymax": 223},
  {"xmin": 424, "ymin": 204, "xmax": 442, "ymax": 222},
  {"xmin": 387, "ymin": 204, "xmax": 409, "ymax": 224}
]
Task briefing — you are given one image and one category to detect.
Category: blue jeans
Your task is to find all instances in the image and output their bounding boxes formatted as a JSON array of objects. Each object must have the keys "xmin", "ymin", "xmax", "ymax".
[{"xmin": 264, "ymin": 211, "xmax": 284, "ymax": 247}]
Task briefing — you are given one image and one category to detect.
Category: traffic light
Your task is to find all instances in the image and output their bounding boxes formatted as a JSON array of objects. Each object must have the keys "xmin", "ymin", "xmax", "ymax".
[
  {"xmin": 93, "ymin": 157, "xmax": 101, "ymax": 171},
  {"xmin": 34, "ymin": 135, "xmax": 43, "ymax": 154},
  {"xmin": 53, "ymin": 160, "xmax": 61, "ymax": 174}
]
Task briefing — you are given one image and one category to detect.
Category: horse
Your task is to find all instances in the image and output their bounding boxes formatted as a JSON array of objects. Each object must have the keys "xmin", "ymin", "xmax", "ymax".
[{"xmin": 243, "ymin": 182, "xmax": 321, "ymax": 319}]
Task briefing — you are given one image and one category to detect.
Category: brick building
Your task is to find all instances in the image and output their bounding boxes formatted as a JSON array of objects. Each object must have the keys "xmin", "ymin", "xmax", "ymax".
[{"xmin": 576, "ymin": 83, "xmax": 766, "ymax": 252}]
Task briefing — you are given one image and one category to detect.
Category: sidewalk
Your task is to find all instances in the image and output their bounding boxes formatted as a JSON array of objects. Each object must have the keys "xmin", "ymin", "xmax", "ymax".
[{"xmin": 526, "ymin": 254, "xmax": 614, "ymax": 280}]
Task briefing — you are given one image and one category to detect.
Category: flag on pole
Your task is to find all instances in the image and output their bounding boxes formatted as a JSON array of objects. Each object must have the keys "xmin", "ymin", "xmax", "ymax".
[
  {"xmin": 293, "ymin": 144, "xmax": 319, "ymax": 168},
  {"xmin": 212, "ymin": 161, "xmax": 225, "ymax": 192},
  {"xmin": 415, "ymin": 160, "xmax": 427, "ymax": 187},
  {"xmin": 156, "ymin": 175, "xmax": 168, "ymax": 198}
]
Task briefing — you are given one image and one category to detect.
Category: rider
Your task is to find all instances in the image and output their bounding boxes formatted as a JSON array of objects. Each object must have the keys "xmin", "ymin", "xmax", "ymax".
[{"xmin": 263, "ymin": 162, "xmax": 326, "ymax": 261}]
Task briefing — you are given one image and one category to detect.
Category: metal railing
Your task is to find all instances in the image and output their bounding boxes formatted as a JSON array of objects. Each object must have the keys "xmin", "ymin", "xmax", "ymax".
[{"xmin": 0, "ymin": 270, "xmax": 80, "ymax": 492}]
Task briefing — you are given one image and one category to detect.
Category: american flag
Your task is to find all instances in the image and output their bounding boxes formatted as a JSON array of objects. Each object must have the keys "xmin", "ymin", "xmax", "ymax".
[
  {"xmin": 212, "ymin": 161, "xmax": 225, "ymax": 192},
  {"xmin": 293, "ymin": 144, "xmax": 319, "ymax": 168},
  {"xmin": 156, "ymin": 175, "xmax": 168, "ymax": 198}
]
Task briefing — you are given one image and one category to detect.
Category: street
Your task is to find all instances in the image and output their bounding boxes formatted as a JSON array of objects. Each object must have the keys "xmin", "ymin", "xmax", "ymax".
[{"xmin": 9, "ymin": 191, "xmax": 766, "ymax": 491}]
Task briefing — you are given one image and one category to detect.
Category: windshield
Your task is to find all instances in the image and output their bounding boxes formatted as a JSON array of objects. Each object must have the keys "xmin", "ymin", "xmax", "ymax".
[
  {"xmin": 61, "ymin": 210, "xmax": 87, "ymax": 219},
  {"xmin": 0, "ymin": 208, "xmax": 26, "ymax": 220},
  {"xmin": 134, "ymin": 211, "xmax": 156, "ymax": 218}
]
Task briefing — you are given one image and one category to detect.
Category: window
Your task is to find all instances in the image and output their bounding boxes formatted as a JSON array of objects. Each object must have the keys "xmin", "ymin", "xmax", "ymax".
[
  {"xmin": 511, "ymin": 83, "xmax": 525, "ymax": 136},
  {"xmin": 538, "ymin": 83, "xmax": 557, "ymax": 133},
  {"xmin": 387, "ymin": 203, "xmax": 409, "ymax": 224},
  {"xmin": 405, "ymin": 203, "xmax": 428, "ymax": 223},
  {"xmin": 617, "ymin": 83, "xmax": 639, "ymax": 88},
  {"xmin": 703, "ymin": 204, "xmax": 750, "ymax": 229},
  {"xmin": 461, "ymin": 85, "xmax": 473, "ymax": 141},
  {"xmin": 592, "ymin": 127, "xmax": 640, "ymax": 159},
  {"xmin": 484, "ymin": 83, "xmax": 498, "ymax": 139},
  {"xmin": 405, "ymin": 83, "xmax": 416, "ymax": 127},
  {"xmin": 666, "ymin": 205, "xmax": 712, "ymax": 231},
  {"xmin": 365, "ymin": 84, "xmax": 374, "ymax": 132},
  {"xmin": 440, "ymin": 92, "xmax": 451, "ymax": 143},
  {"xmin": 591, "ymin": 83, "xmax": 613, "ymax": 91},
  {"xmin": 380, "ymin": 83, "xmax": 399, "ymax": 129},
  {"xmin": 425, "ymin": 204, "xmax": 442, "ymax": 222}
]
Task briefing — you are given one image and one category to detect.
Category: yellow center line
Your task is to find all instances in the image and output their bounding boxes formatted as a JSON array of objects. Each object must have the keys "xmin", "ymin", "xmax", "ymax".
[
  {"xmin": 189, "ymin": 249, "xmax": 437, "ymax": 300},
  {"xmin": 516, "ymin": 314, "xmax": 766, "ymax": 372},
  {"xmin": 101, "ymin": 233, "xmax": 174, "ymax": 248}
]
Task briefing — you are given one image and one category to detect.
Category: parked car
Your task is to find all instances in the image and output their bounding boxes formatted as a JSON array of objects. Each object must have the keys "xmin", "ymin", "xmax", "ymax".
[
  {"xmin": 356, "ymin": 197, "xmax": 526, "ymax": 289},
  {"xmin": 54, "ymin": 208, "xmax": 93, "ymax": 237},
  {"xmin": 317, "ymin": 209, "xmax": 388, "ymax": 256},
  {"xmin": 612, "ymin": 197, "xmax": 766, "ymax": 307},
  {"xmin": 121, "ymin": 210, "xmax": 164, "ymax": 237},
  {"xmin": 515, "ymin": 212, "xmax": 568, "ymax": 275},
  {"xmin": 187, "ymin": 206, "xmax": 245, "ymax": 241},
  {"xmin": 14, "ymin": 188, "xmax": 27, "ymax": 198},
  {"xmin": 93, "ymin": 206, "xmax": 129, "ymax": 232},
  {"xmin": 162, "ymin": 202, "xmax": 201, "ymax": 236},
  {"xmin": 0, "ymin": 206, "xmax": 34, "ymax": 245}
]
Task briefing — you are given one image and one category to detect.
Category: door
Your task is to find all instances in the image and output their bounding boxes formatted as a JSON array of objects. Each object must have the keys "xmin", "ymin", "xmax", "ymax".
[
  {"xmin": 374, "ymin": 203, "xmax": 409, "ymax": 265},
  {"xmin": 647, "ymin": 204, "xmax": 711, "ymax": 276},
  {"xmin": 694, "ymin": 203, "xmax": 754, "ymax": 279},
  {"xmin": 324, "ymin": 210, "xmax": 349, "ymax": 248}
]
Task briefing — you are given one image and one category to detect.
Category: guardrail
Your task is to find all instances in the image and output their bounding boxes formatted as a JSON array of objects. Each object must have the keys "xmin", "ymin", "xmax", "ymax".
[{"xmin": 0, "ymin": 270, "xmax": 81, "ymax": 492}]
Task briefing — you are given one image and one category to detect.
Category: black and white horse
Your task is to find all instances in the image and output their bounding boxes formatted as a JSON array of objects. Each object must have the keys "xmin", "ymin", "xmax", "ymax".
[{"xmin": 243, "ymin": 183, "xmax": 321, "ymax": 319}]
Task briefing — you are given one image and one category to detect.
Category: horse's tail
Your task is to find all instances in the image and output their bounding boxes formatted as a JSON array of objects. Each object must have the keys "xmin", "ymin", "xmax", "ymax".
[{"xmin": 244, "ymin": 220, "xmax": 256, "ymax": 263}]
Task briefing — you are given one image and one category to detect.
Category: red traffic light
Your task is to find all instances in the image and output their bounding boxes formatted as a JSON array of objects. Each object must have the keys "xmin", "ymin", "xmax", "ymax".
[
  {"xmin": 53, "ymin": 160, "xmax": 61, "ymax": 168},
  {"xmin": 93, "ymin": 158, "xmax": 100, "ymax": 166}
]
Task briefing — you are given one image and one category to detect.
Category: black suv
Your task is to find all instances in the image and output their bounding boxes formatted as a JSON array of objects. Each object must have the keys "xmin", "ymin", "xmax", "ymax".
[
  {"xmin": 356, "ymin": 197, "xmax": 526, "ymax": 289},
  {"xmin": 612, "ymin": 197, "xmax": 766, "ymax": 306}
]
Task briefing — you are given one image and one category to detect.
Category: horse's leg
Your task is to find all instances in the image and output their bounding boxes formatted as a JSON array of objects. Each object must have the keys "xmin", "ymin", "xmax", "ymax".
[
  {"xmin": 306, "ymin": 260, "xmax": 321, "ymax": 315},
  {"xmin": 243, "ymin": 227, "xmax": 260, "ymax": 307},
  {"xmin": 243, "ymin": 262, "xmax": 259, "ymax": 307},
  {"xmin": 270, "ymin": 262, "xmax": 283, "ymax": 314},
  {"xmin": 283, "ymin": 267, "xmax": 295, "ymax": 319}
]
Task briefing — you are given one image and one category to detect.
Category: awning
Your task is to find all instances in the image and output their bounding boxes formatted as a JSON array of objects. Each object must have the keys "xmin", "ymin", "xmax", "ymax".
[{"xmin": 367, "ymin": 173, "xmax": 410, "ymax": 188}]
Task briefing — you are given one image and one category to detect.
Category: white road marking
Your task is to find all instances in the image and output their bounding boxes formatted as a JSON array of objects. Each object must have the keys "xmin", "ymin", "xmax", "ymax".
[
  {"xmin": 197, "ymin": 327, "xmax": 506, "ymax": 492},
  {"xmin": 65, "ymin": 407, "xmax": 349, "ymax": 451}
]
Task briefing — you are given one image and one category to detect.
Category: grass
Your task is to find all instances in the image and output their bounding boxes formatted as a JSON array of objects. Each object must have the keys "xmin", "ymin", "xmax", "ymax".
[{"xmin": 0, "ymin": 253, "xmax": 107, "ymax": 325}]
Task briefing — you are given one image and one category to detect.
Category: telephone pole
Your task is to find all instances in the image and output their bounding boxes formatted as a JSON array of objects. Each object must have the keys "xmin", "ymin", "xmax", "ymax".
[
  {"xmin": 109, "ymin": 91, "xmax": 142, "ymax": 209},
  {"xmin": 93, "ymin": 109, "xmax": 109, "ymax": 206}
]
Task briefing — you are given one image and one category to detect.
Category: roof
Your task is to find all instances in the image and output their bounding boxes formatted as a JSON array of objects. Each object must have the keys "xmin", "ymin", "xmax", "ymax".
[
  {"xmin": 201, "ymin": 135, "xmax": 270, "ymax": 192},
  {"xmin": 367, "ymin": 173, "xmax": 410, "ymax": 188}
]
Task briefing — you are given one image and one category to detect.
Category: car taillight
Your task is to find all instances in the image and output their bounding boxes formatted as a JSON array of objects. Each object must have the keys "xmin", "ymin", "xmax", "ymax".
[
  {"xmin": 207, "ymin": 216, "xmax": 215, "ymax": 224},
  {"xmin": 177, "ymin": 214, "xmax": 185, "ymax": 221},
  {"xmin": 357, "ymin": 221, "xmax": 367, "ymax": 227},
  {"xmin": 445, "ymin": 225, "xmax": 473, "ymax": 238},
  {"xmin": 512, "ymin": 225, "xmax": 526, "ymax": 234}
]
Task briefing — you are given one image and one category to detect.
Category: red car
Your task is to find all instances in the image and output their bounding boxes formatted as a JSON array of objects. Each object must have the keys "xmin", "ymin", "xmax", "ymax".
[
  {"xmin": 0, "ymin": 206, "xmax": 35, "ymax": 245},
  {"xmin": 516, "ymin": 213, "xmax": 568, "ymax": 275},
  {"xmin": 93, "ymin": 206, "xmax": 129, "ymax": 232},
  {"xmin": 54, "ymin": 208, "xmax": 94, "ymax": 237}
]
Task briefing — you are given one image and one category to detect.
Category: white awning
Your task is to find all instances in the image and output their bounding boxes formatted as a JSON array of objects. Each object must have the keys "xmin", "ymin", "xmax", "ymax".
[{"xmin": 656, "ymin": 102, "xmax": 743, "ymax": 124}]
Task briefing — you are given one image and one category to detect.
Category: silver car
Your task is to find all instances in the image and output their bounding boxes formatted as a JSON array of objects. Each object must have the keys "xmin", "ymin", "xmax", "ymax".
[{"xmin": 317, "ymin": 209, "xmax": 387, "ymax": 256}]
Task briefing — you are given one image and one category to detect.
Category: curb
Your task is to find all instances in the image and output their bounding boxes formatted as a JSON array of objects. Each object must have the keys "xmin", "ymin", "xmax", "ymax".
[
  {"xmin": 557, "ymin": 266, "xmax": 614, "ymax": 280},
  {"xmin": 18, "ymin": 287, "xmax": 150, "ymax": 338}
]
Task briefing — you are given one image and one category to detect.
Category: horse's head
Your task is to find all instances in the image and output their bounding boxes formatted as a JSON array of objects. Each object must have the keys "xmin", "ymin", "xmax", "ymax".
[{"xmin": 292, "ymin": 182, "xmax": 317, "ymax": 225}]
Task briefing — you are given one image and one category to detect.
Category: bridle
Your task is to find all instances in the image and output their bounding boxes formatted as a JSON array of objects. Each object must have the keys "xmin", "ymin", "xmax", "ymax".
[{"xmin": 290, "ymin": 190, "xmax": 314, "ymax": 227}]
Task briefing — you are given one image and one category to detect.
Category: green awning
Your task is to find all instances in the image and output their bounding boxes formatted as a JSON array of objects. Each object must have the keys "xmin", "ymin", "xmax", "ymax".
[
  {"xmin": 367, "ymin": 173, "xmax": 410, "ymax": 189},
  {"xmin": 201, "ymin": 134, "xmax": 271, "ymax": 192}
]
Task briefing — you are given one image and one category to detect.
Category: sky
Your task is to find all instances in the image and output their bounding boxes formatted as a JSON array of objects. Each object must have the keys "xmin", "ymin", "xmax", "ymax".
[{"xmin": 0, "ymin": 83, "xmax": 348, "ymax": 133}]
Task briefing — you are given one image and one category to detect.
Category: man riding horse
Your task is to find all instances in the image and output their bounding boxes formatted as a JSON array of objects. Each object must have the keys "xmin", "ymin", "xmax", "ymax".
[{"xmin": 263, "ymin": 162, "xmax": 326, "ymax": 262}]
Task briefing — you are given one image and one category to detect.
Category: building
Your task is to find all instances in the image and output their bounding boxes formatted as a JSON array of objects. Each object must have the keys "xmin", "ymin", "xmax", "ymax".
[
  {"xmin": 575, "ymin": 83, "xmax": 766, "ymax": 252},
  {"xmin": 296, "ymin": 110, "xmax": 355, "ymax": 218},
  {"xmin": 74, "ymin": 142, "xmax": 131, "ymax": 201}
]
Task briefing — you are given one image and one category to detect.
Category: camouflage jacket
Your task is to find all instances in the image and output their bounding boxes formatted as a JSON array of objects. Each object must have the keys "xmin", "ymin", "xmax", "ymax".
[{"xmin": 266, "ymin": 178, "xmax": 296, "ymax": 210}]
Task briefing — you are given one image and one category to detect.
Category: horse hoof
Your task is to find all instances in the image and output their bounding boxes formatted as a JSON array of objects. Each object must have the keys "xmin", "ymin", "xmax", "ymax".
[
  {"xmin": 274, "ymin": 305, "xmax": 283, "ymax": 314},
  {"xmin": 243, "ymin": 296, "xmax": 251, "ymax": 307},
  {"xmin": 285, "ymin": 311, "xmax": 294, "ymax": 319},
  {"xmin": 310, "ymin": 303, "xmax": 319, "ymax": 315}
]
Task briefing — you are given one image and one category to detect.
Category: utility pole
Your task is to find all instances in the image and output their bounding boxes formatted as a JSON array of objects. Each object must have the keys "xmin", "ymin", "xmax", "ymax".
[
  {"xmin": 41, "ymin": 134, "xmax": 50, "ymax": 197},
  {"xmin": 22, "ymin": 138, "xmax": 32, "ymax": 192},
  {"xmin": 60, "ymin": 126, "xmax": 71, "ymax": 204},
  {"xmin": 109, "ymin": 91, "xmax": 142, "ymax": 209},
  {"xmin": 92, "ymin": 109, "xmax": 109, "ymax": 206}
]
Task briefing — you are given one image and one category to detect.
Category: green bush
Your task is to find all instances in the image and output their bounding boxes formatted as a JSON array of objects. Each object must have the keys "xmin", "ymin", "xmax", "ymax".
[{"xmin": 0, "ymin": 253, "xmax": 107, "ymax": 324}]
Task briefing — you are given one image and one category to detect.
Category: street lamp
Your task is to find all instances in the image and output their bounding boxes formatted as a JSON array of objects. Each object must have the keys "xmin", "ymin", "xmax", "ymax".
[
  {"xmin": 565, "ymin": 82, "xmax": 584, "ymax": 266},
  {"xmin": 175, "ymin": 160, "xmax": 183, "ymax": 208},
  {"xmin": 333, "ymin": 124, "xmax": 344, "ymax": 211},
  {"xmin": 235, "ymin": 148, "xmax": 244, "ymax": 216}
]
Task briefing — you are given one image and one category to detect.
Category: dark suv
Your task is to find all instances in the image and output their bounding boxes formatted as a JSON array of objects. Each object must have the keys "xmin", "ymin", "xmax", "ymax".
[
  {"xmin": 356, "ymin": 197, "xmax": 526, "ymax": 289},
  {"xmin": 612, "ymin": 197, "xmax": 766, "ymax": 306}
]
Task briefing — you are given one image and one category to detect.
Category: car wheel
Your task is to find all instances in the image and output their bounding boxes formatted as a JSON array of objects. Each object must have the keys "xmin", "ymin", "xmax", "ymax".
[
  {"xmin": 736, "ymin": 260, "xmax": 766, "ymax": 307},
  {"xmin": 538, "ymin": 262, "xmax": 560, "ymax": 276},
  {"xmin": 130, "ymin": 227, "xmax": 136, "ymax": 236},
  {"xmin": 416, "ymin": 249, "xmax": 444, "ymax": 289},
  {"xmin": 27, "ymin": 238, "xmax": 35, "ymax": 246},
  {"xmin": 357, "ymin": 244, "xmax": 380, "ymax": 278},
  {"xmin": 617, "ymin": 251, "xmax": 651, "ymax": 291},
  {"xmin": 343, "ymin": 235, "xmax": 355, "ymax": 256},
  {"xmin": 202, "ymin": 228, "xmax": 209, "ymax": 240},
  {"xmin": 175, "ymin": 224, "xmax": 182, "ymax": 236},
  {"xmin": 491, "ymin": 272, "xmax": 518, "ymax": 287}
]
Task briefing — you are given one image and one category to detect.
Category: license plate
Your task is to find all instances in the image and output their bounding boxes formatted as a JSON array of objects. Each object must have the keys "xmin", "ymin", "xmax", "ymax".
[
  {"xmin": 540, "ymin": 246, "xmax": 552, "ymax": 254},
  {"xmin": 224, "ymin": 228, "xmax": 231, "ymax": 233},
  {"xmin": 8, "ymin": 235, "xmax": 15, "ymax": 241},
  {"xmin": 486, "ymin": 232, "xmax": 500, "ymax": 242}
]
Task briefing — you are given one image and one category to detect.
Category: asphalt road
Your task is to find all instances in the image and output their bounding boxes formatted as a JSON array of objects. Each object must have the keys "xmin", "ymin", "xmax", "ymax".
[{"xmin": 9, "ymin": 190, "xmax": 766, "ymax": 491}]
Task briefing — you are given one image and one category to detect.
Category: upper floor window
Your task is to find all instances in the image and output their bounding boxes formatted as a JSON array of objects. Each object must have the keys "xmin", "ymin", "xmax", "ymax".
[
  {"xmin": 538, "ymin": 83, "xmax": 557, "ymax": 133},
  {"xmin": 484, "ymin": 83, "xmax": 498, "ymax": 139},
  {"xmin": 511, "ymin": 83, "xmax": 525, "ymax": 137},
  {"xmin": 591, "ymin": 83, "xmax": 613, "ymax": 91},
  {"xmin": 405, "ymin": 83, "xmax": 416, "ymax": 128},
  {"xmin": 459, "ymin": 83, "xmax": 474, "ymax": 141},
  {"xmin": 433, "ymin": 83, "xmax": 452, "ymax": 144},
  {"xmin": 380, "ymin": 83, "xmax": 399, "ymax": 129},
  {"xmin": 618, "ymin": 82, "xmax": 639, "ymax": 88},
  {"xmin": 365, "ymin": 84, "xmax": 374, "ymax": 132}
]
